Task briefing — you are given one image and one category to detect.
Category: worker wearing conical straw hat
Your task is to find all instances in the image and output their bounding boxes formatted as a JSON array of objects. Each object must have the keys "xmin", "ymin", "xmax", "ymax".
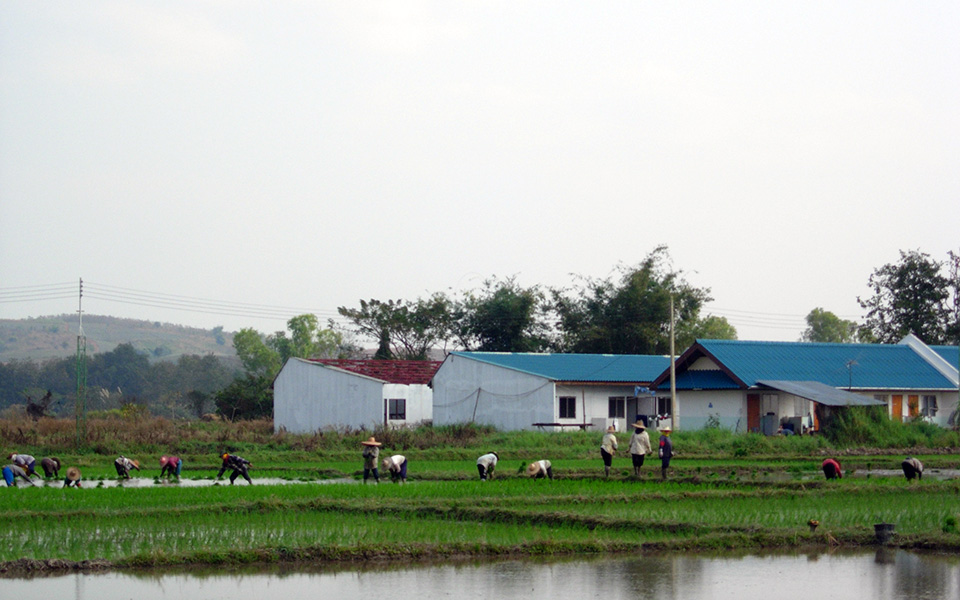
[
  {"xmin": 64, "ymin": 466, "xmax": 82, "ymax": 488},
  {"xmin": 114, "ymin": 455, "xmax": 140, "ymax": 479},
  {"xmin": 360, "ymin": 437, "xmax": 382, "ymax": 484},
  {"xmin": 628, "ymin": 421, "xmax": 652, "ymax": 478},
  {"xmin": 526, "ymin": 459, "xmax": 553, "ymax": 480}
]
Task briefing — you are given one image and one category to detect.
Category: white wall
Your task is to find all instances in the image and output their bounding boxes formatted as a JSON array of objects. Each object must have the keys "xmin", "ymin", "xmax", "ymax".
[
  {"xmin": 383, "ymin": 383, "xmax": 432, "ymax": 426},
  {"xmin": 863, "ymin": 389, "xmax": 960, "ymax": 428},
  {"xmin": 432, "ymin": 354, "xmax": 556, "ymax": 430},
  {"xmin": 675, "ymin": 390, "xmax": 746, "ymax": 431},
  {"xmin": 555, "ymin": 384, "xmax": 654, "ymax": 432},
  {"xmin": 274, "ymin": 359, "xmax": 387, "ymax": 433}
]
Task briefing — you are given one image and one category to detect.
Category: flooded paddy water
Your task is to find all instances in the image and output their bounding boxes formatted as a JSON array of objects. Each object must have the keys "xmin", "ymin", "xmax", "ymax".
[
  {"xmin": 9, "ymin": 477, "xmax": 358, "ymax": 488},
  {"xmin": 5, "ymin": 550, "xmax": 958, "ymax": 600}
]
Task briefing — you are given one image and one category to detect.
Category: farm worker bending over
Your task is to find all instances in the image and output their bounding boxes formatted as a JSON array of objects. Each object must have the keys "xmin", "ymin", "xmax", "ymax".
[
  {"xmin": 2, "ymin": 464, "xmax": 32, "ymax": 487},
  {"xmin": 114, "ymin": 455, "xmax": 140, "ymax": 478},
  {"xmin": 360, "ymin": 437, "xmax": 381, "ymax": 484},
  {"xmin": 382, "ymin": 454, "xmax": 408, "ymax": 484},
  {"xmin": 600, "ymin": 426, "xmax": 618, "ymax": 477},
  {"xmin": 526, "ymin": 460, "xmax": 553, "ymax": 480},
  {"xmin": 217, "ymin": 453, "xmax": 253, "ymax": 485},
  {"xmin": 658, "ymin": 426, "xmax": 673, "ymax": 481},
  {"xmin": 63, "ymin": 466, "xmax": 82, "ymax": 488},
  {"xmin": 41, "ymin": 457, "xmax": 61, "ymax": 478},
  {"xmin": 628, "ymin": 421, "xmax": 651, "ymax": 477},
  {"xmin": 8, "ymin": 453, "xmax": 38, "ymax": 478},
  {"xmin": 902, "ymin": 457, "xmax": 923, "ymax": 481},
  {"xmin": 477, "ymin": 451, "xmax": 499, "ymax": 481},
  {"xmin": 822, "ymin": 458, "xmax": 842, "ymax": 480},
  {"xmin": 160, "ymin": 455, "xmax": 183, "ymax": 480}
]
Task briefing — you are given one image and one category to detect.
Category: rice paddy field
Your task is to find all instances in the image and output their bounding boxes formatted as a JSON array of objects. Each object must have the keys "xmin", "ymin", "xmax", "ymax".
[{"xmin": 2, "ymin": 416, "xmax": 960, "ymax": 573}]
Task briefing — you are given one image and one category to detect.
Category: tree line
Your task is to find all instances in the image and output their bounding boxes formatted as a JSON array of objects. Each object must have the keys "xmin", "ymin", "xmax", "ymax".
[
  {"xmin": 0, "ymin": 344, "xmax": 236, "ymax": 418},
  {"xmin": 3, "ymin": 246, "xmax": 957, "ymax": 421}
]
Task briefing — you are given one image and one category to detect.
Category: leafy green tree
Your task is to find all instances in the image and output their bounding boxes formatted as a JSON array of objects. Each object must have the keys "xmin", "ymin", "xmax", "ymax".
[
  {"xmin": 858, "ymin": 250, "xmax": 951, "ymax": 344},
  {"xmin": 800, "ymin": 308, "xmax": 860, "ymax": 343},
  {"xmin": 338, "ymin": 295, "xmax": 454, "ymax": 360},
  {"xmin": 454, "ymin": 277, "xmax": 549, "ymax": 352},
  {"xmin": 268, "ymin": 314, "xmax": 342, "ymax": 364},
  {"xmin": 88, "ymin": 343, "xmax": 150, "ymax": 398},
  {"xmin": 214, "ymin": 375, "xmax": 272, "ymax": 421},
  {"xmin": 550, "ymin": 246, "xmax": 711, "ymax": 354},
  {"xmin": 679, "ymin": 314, "xmax": 738, "ymax": 347},
  {"xmin": 232, "ymin": 328, "xmax": 282, "ymax": 378}
]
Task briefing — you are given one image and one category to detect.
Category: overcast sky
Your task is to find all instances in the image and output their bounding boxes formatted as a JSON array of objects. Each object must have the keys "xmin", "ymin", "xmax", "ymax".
[{"xmin": 1, "ymin": 2, "xmax": 958, "ymax": 343}]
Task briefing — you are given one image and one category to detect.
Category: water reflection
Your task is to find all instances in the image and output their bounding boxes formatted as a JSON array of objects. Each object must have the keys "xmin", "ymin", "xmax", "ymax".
[{"xmin": 5, "ymin": 550, "xmax": 959, "ymax": 600}]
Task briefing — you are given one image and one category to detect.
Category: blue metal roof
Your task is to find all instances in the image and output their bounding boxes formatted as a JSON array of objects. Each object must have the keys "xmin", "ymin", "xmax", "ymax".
[
  {"xmin": 452, "ymin": 352, "xmax": 670, "ymax": 383},
  {"xmin": 931, "ymin": 346, "xmax": 959, "ymax": 370},
  {"xmin": 662, "ymin": 369, "xmax": 741, "ymax": 390},
  {"xmin": 693, "ymin": 340, "xmax": 956, "ymax": 390}
]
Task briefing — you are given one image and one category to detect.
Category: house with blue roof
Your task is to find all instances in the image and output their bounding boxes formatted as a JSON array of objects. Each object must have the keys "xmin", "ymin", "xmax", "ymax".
[
  {"xmin": 432, "ymin": 352, "xmax": 671, "ymax": 432},
  {"xmin": 649, "ymin": 334, "xmax": 959, "ymax": 433}
]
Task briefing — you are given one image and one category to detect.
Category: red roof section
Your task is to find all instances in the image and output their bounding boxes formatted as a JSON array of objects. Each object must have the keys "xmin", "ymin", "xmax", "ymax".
[{"xmin": 309, "ymin": 359, "xmax": 442, "ymax": 385}]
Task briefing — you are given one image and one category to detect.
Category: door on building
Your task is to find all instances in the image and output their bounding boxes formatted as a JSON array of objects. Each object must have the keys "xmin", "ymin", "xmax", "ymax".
[
  {"xmin": 627, "ymin": 397, "xmax": 639, "ymax": 426},
  {"xmin": 747, "ymin": 394, "xmax": 761, "ymax": 432},
  {"xmin": 891, "ymin": 395, "xmax": 903, "ymax": 422},
  {"xmin": 908, "ymin": 395, "xmax": 919, "ymax": 418}
]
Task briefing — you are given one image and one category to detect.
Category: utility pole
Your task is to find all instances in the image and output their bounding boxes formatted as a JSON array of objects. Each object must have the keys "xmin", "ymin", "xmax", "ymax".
[
  {"xmin": 76, "ymin": 278, "xmax": 87, "ymax": 448},
  {"xmin": 670, "ymin": 295, "xmax": 679, "ymax": 431}
]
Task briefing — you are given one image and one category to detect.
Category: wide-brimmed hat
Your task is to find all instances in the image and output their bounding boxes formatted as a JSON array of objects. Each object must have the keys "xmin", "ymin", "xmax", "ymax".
[
  {"xmin": 632, "ymin": 421, "xmax": 646, "ymax": 430},
  {"xmin": 132, "ymin": 460, "xmax": 140, "ymax": 469},
  {"xmin": 66, "ymin": 466, "xmax": 81, "ymax": 481},
  {"xmin": 606, "ymin": 425, "xmax": 616, "ymax": 433},
  {"xmin": 160, "ymin": 456, "xmax": 169, "ymax": 466},
  {"xmin": 658, "ymin": 425, "xmax": 672, "ymax": 433},
  {"xmin": 361, "ymin": 437, "xmax": 382, "ymax": 447},
  {"xmin": 526, "ymin": 462, "xmax": 541, "ymax": 477}
]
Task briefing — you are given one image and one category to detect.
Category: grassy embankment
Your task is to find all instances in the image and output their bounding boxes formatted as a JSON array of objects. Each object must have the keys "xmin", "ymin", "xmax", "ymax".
[{"xmin": 1, "ymin": 414, "xmax": 959, "ymax": 572}]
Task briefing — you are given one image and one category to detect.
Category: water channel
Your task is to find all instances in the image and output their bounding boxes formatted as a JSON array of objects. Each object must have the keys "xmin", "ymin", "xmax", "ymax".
[{"xmin": 5, "ymin": 550, "xmax": 958, "ymax": 600}]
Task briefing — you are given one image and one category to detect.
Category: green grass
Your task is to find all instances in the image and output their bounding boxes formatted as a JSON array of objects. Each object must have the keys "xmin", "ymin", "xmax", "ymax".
[{"xmin": 3, "ymin": 473, "xmax": 959, "ymax": 565}]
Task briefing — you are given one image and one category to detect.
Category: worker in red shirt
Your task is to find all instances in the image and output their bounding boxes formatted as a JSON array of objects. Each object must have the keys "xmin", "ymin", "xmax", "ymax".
[{"xmin": 822, "ymin": 458, "xmax": 842, "ymax": 480}]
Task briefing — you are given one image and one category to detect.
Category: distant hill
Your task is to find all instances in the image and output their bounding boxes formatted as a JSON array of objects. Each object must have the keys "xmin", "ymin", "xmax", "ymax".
[{"xmin": 0, "ymin": 314, "xmax": 236, "ymax": 363}]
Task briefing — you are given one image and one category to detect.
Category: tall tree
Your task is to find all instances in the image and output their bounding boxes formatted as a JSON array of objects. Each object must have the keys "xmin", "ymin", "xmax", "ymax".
[
  {"xmin": 454, "ymin": 277, "xmax": 549, "ymax": 352},
  {"xmin": 948, "ymin": 250, "xmax": 960, "ymax": 344},
  {"xmin": 858, "ymin": 250, "xmax": 951, "ymax": 344},
  {"xmin": 550, "ymin": 246, "xmax": 711, "ymax": 354},
  {"xmin": 233, "ymin": 314, "xmax": 344, "ymax": 379},
  {"xmin": 338, "ymin": 294, "xmax": 454, "ymax": 360},
  {"xmin": 800, "ymin": 308, "xmax": 860, "ymax": 343}
]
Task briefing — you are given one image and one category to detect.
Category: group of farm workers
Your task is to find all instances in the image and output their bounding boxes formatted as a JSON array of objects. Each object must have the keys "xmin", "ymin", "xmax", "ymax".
[
  {"xmin": 821, "ymin": 456, "xmax": 925, "ymax": 481},
  {"xmin": 357, "ymin": 421, "xmax": 673, "ymax": 485},
  {"xmin": 2, "ymin": 450, "xmax": 246, "ymax": 488},
  {"xmin": 601, "ymin": 421, "xmax": 674, "ymax": 480},
  {"xmin": 4, "ymin": 453, "xmax": 82, "ymax": 488}
]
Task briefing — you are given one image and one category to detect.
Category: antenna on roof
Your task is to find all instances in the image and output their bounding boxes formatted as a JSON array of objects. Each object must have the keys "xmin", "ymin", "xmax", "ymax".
[{"xmin": 845, "ymin": 359, "xmax": 857, "ymax": 390}]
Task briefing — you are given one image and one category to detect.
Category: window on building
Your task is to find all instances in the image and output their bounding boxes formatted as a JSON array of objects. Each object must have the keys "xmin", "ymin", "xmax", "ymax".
[
  {"xmin": 921, "ymin": 395, "xmax": 938, "ymax": 417},
  {"xmin": 608, "ymin": 397, "xmax": 625, "ymax": 419},
  {"xmin": 388, "ymin": 398, "xmax": 406, "ymax": 420},
  {"xmin": 656, "ymin": 397, "xmax": 671, "ymax": 416},
  {"xmin": 873, "ymin": 394, "xmax": 888, "ymax": 404},
  {"xmin": 559, "ymin": 396, "xmax": 576, "ymax": 419}
]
